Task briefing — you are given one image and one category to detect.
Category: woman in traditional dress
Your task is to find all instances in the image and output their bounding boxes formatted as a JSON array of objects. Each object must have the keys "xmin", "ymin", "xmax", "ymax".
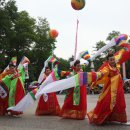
[
  {"xmin": 87, "ymin": 53, "xmax": 127, "ymax": 125},
  {"xmin": 35, "ymin": 67, "xmax": 60, "ymax": 116},
  {"xmin": 60, "ymin": 60, "xmax": 87, "ymax": 120}
]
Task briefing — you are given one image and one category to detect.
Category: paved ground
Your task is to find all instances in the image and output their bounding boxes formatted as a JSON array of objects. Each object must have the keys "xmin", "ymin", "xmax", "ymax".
[{"xmin": 0, "ymin": 94, "xmax": 130, "ymax": 130}]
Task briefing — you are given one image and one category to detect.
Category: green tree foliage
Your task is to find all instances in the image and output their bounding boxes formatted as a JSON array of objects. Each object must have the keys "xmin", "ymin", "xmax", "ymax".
[
  {"xmin": 31, "ymin": 17, "xmax": 56, "ymax": 79},
  {"xmin": 106, "ymin": 30, "xmax": 120, "ymax": 41},
  {"xmin": 57, "ymin": 57, "xmax": 70, "ymax": 71},
  {"xmin": 0, "ymin": 0, "xmax": 35, "ymax": 59},
  {"xmin": 92, "ymin": 41, "xmax": 106, "ymax": 71}
]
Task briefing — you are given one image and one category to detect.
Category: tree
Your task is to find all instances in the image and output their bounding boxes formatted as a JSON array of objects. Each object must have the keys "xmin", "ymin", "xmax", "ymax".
[
  {"xmin": 92, "ymin": 41, "xmax": 106, "ymax": 71},
  {"xmin": 0, "ymin": 0, "xmax": 19, "ymax": 65},
  {"xmin": 106, "ymin": 30, "xmax": 120, "ymax": 41},
  {"xmin": 57, "ymin": 57, "xmax": 70, "ymax": 71},
  {"xmin": 30, "ymin": 17, "xmax": 56, "ymax": 80},
  {"xmin": 13, "ymin": 11, "xmax": 36, "ymax": 55}
]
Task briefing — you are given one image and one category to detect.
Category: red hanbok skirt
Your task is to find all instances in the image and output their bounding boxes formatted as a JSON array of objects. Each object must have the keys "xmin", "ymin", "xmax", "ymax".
[
  {"xmin": 87, "ymin": 80, "xmax": 127, "ymax": 125},
  {"xmin": 0, "ymin": 97, "xmax": 8, "ymax": 116},
  {"xmin": 35, "ymin": 92, "xmax": 60, "ymax": 116},
  {"xmin": 60, "ymin": 85, "xmax": 87, "ymax": 120}
]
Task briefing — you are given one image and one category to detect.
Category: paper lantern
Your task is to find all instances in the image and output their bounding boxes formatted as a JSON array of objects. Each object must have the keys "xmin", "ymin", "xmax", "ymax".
[
  {"xmin": 49, "ymin": 29, "xmax": 58, "ymax": 39},
  {"xmin": 71, "ymin": 0, "xmax": 85, "ymax": 10}
]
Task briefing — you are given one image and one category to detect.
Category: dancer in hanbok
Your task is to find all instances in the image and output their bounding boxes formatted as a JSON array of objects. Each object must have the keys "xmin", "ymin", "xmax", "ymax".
[
  {"xmin": 35, "ymin": 67, "xmax": 60, "ymax": 116},
  {"xmin": 0, "ymin": 56, "xmax": 30, "ymax": 116},
  {"xmin": 87, "ymin": 52, "xmax": 128, "ymax": 125},
  {"xmin": 60, "ymin": 60, "xmax": 87, "ymax": 120}
]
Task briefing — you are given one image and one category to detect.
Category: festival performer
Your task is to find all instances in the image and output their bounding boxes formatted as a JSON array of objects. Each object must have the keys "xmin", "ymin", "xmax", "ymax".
[
  {"xmin": 0, "ymin": 57, "xmax": 17, "ymax": 115},
  {"xmin": 35, "ymin": 66, "xmax": 61, "ymax": 116},
  {"xmin": 87, "ymin": 52, "xmax": 128, "ymax": 125},
  {"xmin": 0, "ymin": 56, "xmax": 30, "ymax": 116},
  {"xmin": 60, "ymin": 60, "xmax": 87, "ymax": 120}
]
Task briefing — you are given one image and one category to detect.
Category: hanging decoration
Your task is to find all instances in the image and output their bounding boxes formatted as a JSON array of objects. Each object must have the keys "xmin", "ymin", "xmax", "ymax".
[
  {"xmin": 71, "ymin": 0, "xmax": 86, "ymax": 10},
  {"xmin": 49, "ymin": 29, "xmax": 58, "ymax": 39}
]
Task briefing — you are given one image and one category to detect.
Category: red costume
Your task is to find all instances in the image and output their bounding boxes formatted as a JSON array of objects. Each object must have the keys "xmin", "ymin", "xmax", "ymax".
[
  {"xmin": 60, "ymin": 69, "xmax": 87, "ymax": 120},
  {"xmin": 35, "ymin": 74, "xmax": 60, "ymax": 116},
  {"xmin": 87, "ymin": 43, "xmax": 130, "ymax": 124}
]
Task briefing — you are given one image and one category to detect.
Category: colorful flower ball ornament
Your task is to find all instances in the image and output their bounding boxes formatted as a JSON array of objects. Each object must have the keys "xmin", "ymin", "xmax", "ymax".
[
  {"xmin": 49, "ymin": 29, "xmax": 59, "ymax": 39},
  {"xmin": 71, "ymin": 0, "xmax": 86, "ymax": 10},
  {"xmin": 115, "ymin": 34, "xmax": 128, "ymax": 46}
]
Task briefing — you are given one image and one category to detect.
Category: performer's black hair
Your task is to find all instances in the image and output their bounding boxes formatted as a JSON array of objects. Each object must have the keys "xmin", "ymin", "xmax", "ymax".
[{"xmin": 74, "ymin": 60, "xmax": 80, "ymax": 67}]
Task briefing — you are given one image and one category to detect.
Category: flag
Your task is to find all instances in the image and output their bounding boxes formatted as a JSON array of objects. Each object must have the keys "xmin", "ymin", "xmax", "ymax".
[
  {"xmin": 80, "ymin": 50, "xmax": 90, "ymax": 60},
  {"xmin": 48, "ymin": 56, "xmax": 59, "ymax": 65}
]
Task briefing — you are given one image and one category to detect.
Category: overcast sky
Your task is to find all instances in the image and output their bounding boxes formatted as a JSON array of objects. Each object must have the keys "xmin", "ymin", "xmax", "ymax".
[{"xmin": 15, "ymin": 0, "xmax": 130, "ymax": 59}]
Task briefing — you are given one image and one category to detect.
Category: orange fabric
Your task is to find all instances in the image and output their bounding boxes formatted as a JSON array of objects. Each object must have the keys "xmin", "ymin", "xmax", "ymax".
[
  {"xmin": 87, "ymin": 63, "xmax": 127, "ymax": 125},
  {"xmin": 60, "ymin": 85, "xmax": 87, "ymax": 120},
  {"xmin": 0, "ymin": 70, "xmax": 12, "ymax": 80}
]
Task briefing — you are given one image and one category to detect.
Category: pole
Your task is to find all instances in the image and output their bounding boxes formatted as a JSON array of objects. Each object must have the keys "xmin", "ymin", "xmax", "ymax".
[
  {"xmin": 74, "ymin": 19, "xmax": 79, "ymax": 60},
  {"xmin": 51, "ymin": 45, "xmax": 54, "ymax": 70},
  {"xmin": 122, "ymin": 62, "xmax": 126, "ymax": 80}
]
